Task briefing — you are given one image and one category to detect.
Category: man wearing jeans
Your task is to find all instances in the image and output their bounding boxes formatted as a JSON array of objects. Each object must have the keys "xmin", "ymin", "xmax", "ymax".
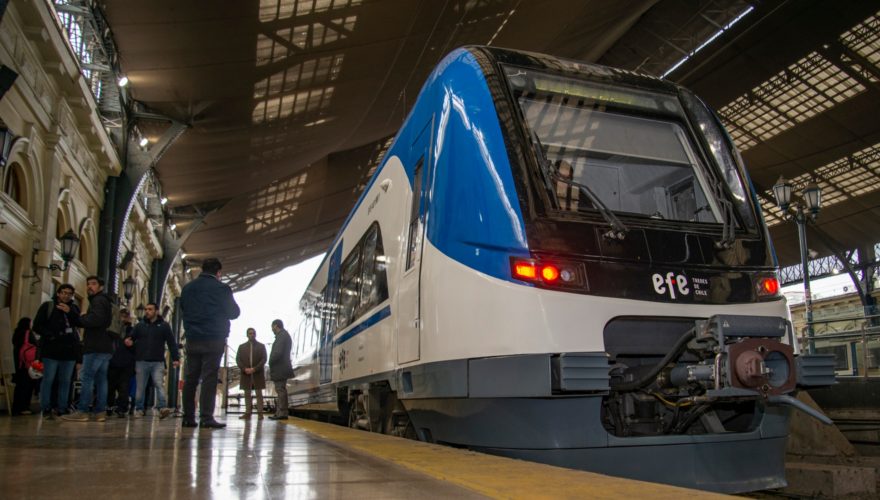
[
  {"xmin": 63, "ymin": 276, "xmax": 113, "ymax": 422},
  {"xmin": 33, "ymin": 283, "xmax": 81, "ymax": 419},
  {"xmin": 126, "ymin": 303, "xmax": 179, "ymax": 419},
  {"xmin": 180, "ymin": 258, "xmax": 240, "ymax": 429}
]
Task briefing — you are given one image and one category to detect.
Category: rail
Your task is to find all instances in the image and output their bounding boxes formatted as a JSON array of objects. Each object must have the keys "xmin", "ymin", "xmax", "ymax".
[{"xmin": 799, "ymin": 314, "xmax": 880, "ymax": 380}]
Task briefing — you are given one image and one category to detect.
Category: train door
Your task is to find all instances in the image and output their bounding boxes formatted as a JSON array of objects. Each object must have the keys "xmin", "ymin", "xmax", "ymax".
[
  {"xmin": 319, "ymin": 244, "xmax": 342, "ymax": 384},
  {"xmin": 397, "ymin": 119, "xmax": 433, "ymax": 364}
]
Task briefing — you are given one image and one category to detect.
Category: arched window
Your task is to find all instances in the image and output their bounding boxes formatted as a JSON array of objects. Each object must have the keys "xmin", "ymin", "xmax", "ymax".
[{"xmin": 3, "ymin": 163, "xmax": 23, "ymax": 206}]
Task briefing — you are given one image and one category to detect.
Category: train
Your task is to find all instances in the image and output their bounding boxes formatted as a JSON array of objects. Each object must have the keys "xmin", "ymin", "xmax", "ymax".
[{"xmin": 285, "ymin": 46, "xmax": 836, "ymax": 493}]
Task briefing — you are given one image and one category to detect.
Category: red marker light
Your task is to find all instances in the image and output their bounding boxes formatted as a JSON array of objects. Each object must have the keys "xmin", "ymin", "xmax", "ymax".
[
  {"xmin": 541, "ymin": 265, "xmax": 560, "ymax": 282},
  {"xmin": 761, "ymin": 277, "xmax": 779, "ymax": 295},
  {"xmin": 513, "ymin": 261, "xmax": 537, "ymax": 280}
]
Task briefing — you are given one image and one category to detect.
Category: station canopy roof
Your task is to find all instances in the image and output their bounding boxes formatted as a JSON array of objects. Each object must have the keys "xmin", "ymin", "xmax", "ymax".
[{"xmin": 102, "ymin": 0, "xmax": 880, "ymax": 289}]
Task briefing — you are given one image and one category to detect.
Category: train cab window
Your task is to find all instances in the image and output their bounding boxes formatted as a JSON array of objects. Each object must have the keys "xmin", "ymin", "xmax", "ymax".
[
  {"xmin": 358, "ymin": 223, "xmax": 389, "ymax": 311},
  {"xmin": 334, "ymin": 223, "xmax": 390, "ymax": 331},
  {"xmin": 337, "ymin": 247, "xmax": 362, "ymax": 330},
  {"xmin": 504, "ymin": 66, "xmax": 725, "ymax": 225}
]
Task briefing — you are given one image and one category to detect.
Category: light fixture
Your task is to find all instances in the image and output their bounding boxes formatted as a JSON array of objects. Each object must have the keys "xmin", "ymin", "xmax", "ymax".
[
  {"xmin": 122, "ymin": 276, "xmax": 136, "ymax": 301},
  {"xmin": 135, "ymin": 303, "xmax": 145, "ymax": 318},
  {"xmin": 139, "ymin": 137, "xmax": 149, "ymax": 148},
  {"xmin": 772, "ymin": 176, "xmax": 792, "ymax": 212},
  {"xmin": 117, "ymin": 75, "xmax": 129, "ymax": 87},
  {"xmin": 169, "ymin": 223, "xmax": 177, "ymax": 231},
  {"xmin": 58, "ymin": 229, "xmax": 80, "ymax": 269},
  {"xmin": 802, "ymin": 182, "xmax": 821, "ymax": 217},
  {"xmin": 160, "ymin": 197, "xmax": 168, "ymax": 205},
  {"xmin": 181, "ymin": 252, "xmax": 187, "ymax": 259},
  {"xmin": 39, "ymin": 229, "xmax": 80, "ymax": 272}
]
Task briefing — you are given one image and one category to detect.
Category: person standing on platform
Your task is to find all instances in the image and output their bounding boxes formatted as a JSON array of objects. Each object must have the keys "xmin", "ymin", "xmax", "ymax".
[
  {"xmin": 33, "ymin": 284, "xmax": 80, "ymax": 419},
  {"xmin": 127, "ymin": 302, "xmax": 179, "ymax": 419},
  {"xmin": 179, "ymin": 258, "xmax": 240, "ymax": 429},
  {"xmin": 107, "ymin": 309, "xmax": 135, "ymax": 418},
  {"xmin": 63, "ymin": 276, "xmax": 113, "ymax": 422},
  {"xmin": 11, "ymin": 317, "xmax": 36, "ymax": 415},
  {"xmin": 268, "ymin": 319, "xmax": 293, "ymax": 421},
  {"xmin": 235, "ymin": 328, "xmax": 266, "ymax": 419}
]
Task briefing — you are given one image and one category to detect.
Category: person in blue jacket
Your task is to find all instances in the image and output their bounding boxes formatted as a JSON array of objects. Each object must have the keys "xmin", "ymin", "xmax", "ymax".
[
  {"xmin": 179, "ymin": 258, "xmax": 240, "ymax": 429},
  {"xmin": 126, "ymin": 302, "xmax": 179, "ymax": 419}
]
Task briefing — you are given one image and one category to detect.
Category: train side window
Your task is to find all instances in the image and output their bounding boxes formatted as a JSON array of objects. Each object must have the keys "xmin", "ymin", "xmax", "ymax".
[
  {"xmin": 358, "ymin": 222, "xmax": 389, "ymax": 313},
  {"xmin": 406, "ymin": 158, "xmax": 424, "ymax": 270},
  {"xmin": 337, "ymin": 246, "xmax": 362, "ymax": 330}
]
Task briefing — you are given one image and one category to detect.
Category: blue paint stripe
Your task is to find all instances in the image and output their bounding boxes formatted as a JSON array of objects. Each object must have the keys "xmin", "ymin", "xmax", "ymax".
[{"xmin": 333, "ymin": 305, "xmax": 392, "ymax": 347}]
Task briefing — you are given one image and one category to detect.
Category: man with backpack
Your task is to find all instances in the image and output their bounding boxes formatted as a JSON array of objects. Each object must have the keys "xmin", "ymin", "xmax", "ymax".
[
  {"xmin": 32, "ymin": 283, "xmax": 81, "ymax": 419},
  {"xmin": 63, "ymin": 276, "xmax": 113, "ymax": 422}
]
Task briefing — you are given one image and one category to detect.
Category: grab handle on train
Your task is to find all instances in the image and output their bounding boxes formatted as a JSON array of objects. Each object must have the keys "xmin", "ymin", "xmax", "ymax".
[{"xmin": 766, "ymin": 394, "xmax": 833, "ymax": 425}]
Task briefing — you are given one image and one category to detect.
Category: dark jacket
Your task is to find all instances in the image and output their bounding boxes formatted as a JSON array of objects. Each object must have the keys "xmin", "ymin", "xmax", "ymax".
[
  {"xmin": 109, "ymin": 331, "xmax": 135, "ymax": 369},
  {"xmin": 268, "ymin": 329, "xmax": 293, "ymax": 381},
  {"xmin": 236, "ymin": 340, "xmax": 267, "ymax": 390},
  {"xmin": 79, "ymin": 291, "xmax": 113, "ymax": 354},
  {"xmin": 129, "ymin": 315, "xmax": 180, "ymax": 362},
  {"xmin": 180, "ymin": 273, "xmax": 240, "ymax": 340},
  {"xmin": 32, "ymin": 298, "xmax": 81, "ymax": 361}
]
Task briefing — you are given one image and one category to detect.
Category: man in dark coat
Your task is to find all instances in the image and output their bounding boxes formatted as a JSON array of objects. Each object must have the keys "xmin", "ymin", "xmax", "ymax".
[
  {"xmin": 107, "ymin": 308, "xmax": 135, "ymax": 417},
  {"xmin": 268, "ymin": 319, "xmax": 293, "ymax": 420},
  {"xmin": 63, "ymin": 276, "xmax": 113, "ymax": 422},
  {"xmin": 33, "ymin": 283, "xmax": 81, "ymax": 419},
  {"xmin": 235, "ymin": 328, "xmax": 267, "ymax": 419},
  {"xmin": 179, "ymin": 258, "xmax": 240, "ymax": 428},
  {"xmin": 127, "ymin": 302, "xmax": 180, "ymax": 419}
]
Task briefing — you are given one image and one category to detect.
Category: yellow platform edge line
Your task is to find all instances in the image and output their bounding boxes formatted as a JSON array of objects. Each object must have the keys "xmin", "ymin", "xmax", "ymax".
[{"xmin": 282, "ymin": 417, "xmax": 731, "ymax": 500}]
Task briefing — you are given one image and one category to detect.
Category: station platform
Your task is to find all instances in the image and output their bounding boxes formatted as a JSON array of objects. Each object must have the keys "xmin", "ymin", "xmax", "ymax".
[{"xmin": 0, "ymin": 413, "xmax": 727, "ymax": 499}]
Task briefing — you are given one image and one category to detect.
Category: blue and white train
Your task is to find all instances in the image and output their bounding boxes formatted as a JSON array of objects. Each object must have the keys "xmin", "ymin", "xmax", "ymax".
[{"xmin": 286, "ymin": 46, "xmax": 835, "ymax": 493}]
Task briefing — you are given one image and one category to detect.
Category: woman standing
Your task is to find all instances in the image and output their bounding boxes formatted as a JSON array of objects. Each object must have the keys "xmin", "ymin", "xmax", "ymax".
[{"xmin": 11, "ymin": 317, "xmax": 36, "ymax": 415}]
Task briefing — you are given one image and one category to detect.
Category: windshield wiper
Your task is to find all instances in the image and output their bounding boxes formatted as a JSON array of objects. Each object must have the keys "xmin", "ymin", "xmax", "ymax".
[
  {"xmin": 550, "ymin": 160, "xmax": 628, "ymax": 240},
  {"xmin": 702, "ymin": 172, "xmax": 736, "ymax": 248}
]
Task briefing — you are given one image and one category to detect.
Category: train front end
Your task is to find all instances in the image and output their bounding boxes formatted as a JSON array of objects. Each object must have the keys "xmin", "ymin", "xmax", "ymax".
[{"xmin": 403, "ymin": 48, "xmax": 836, "ymax": 494}]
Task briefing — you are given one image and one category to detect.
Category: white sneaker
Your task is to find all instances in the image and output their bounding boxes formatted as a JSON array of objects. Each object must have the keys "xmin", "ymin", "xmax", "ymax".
[{"xmin": 133, "ymin": 410, "xmax": 146, "ymax": 418}]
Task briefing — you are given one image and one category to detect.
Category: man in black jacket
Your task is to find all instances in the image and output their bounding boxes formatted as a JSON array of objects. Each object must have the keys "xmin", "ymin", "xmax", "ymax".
[
  {"xmin": 32, "ymin": 283, "xmax": 80, "ymax": 419},
  {"xmin": 107, "ymin": 309, "xmax": 135, "ymax": 418},
  {"xmin": 127, "ymin": 302, "xmax": 179, "ymax": 419},
  {"xmin": 179, "ymin": 258, "xmax": 240, "ymax": 428},
  {"xmin": 63, "ymin": 276, "xmax": 113, "ymax": 422},
  {"xmin": 268, "ymin": 319, "xmax": 293, "ymax": 421}
]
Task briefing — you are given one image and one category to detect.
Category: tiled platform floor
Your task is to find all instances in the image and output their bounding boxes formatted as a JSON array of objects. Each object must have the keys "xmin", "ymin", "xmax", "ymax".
[{"xmin": 0, "ymin": 413, "xmax": 484, "ymax": 499}]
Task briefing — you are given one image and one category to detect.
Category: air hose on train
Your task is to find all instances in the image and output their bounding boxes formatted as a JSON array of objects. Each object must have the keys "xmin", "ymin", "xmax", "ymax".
[{"xmin": 610, "ymin": 328, "xmax": 696, "ymax": 392}]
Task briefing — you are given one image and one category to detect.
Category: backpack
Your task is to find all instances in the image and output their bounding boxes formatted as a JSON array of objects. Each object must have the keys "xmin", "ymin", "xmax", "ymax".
[{"xmin": 19, "ymin": 330, "xmax": 37, "ymax": 370}]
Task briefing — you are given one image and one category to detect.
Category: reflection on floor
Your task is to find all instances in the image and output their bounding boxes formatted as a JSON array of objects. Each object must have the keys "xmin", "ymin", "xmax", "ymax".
[{"xmin": 0, "ymin": 413, "xmax": 484, "ymax": 499}]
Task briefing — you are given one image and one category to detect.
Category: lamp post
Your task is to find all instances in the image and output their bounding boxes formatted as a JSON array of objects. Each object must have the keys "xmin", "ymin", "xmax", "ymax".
[{"xmin": 772, "ymin": 176, "xmax": 822, "ymax": 353}]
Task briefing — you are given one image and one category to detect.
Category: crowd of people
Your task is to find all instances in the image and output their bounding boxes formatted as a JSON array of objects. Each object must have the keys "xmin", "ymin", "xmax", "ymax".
[{"xmin": 7, "ymin": 257, "xmax": 296, "ymax": 428}]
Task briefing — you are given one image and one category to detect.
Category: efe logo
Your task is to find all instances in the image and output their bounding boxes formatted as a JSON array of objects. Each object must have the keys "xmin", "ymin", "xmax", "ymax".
[{"xmin": 652, "ymin": 272, "xmax": 690, "ymax": 299}]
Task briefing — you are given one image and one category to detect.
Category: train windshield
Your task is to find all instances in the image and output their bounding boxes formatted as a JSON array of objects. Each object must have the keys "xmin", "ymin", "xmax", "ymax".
[{"xmin": 504, "ymin": 66, "xmax": 729, "ymax": 226}]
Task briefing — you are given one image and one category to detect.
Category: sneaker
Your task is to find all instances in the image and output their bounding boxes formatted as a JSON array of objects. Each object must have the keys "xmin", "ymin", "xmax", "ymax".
[
  {"xmin": 158, "ymin": 408, "xmax": 172, "ymax": 420},
  {"xmin": 95, "ymin": 413, "xmax": 106, "ymax": 422},
  {"xmin": 42, "ymin": 410, "xmax": 55, "ymax": 421},
  {"xmin": 61, "ymin": 411, "xmax": 90, "ymax": 422},
  {"xmin": 114, "ymin": 410, "xmax": 127, "ymax": 419},
  {"xmin": 133, "ymin": 410, "xmax": 146, "ymax": 419}
]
